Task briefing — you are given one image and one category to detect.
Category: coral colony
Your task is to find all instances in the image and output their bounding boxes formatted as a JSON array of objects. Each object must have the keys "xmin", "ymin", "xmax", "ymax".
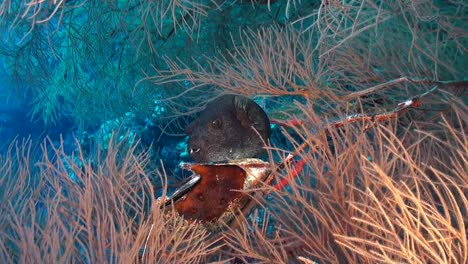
[{"xmin": 0, "ymin": 1, "xmax": 466, "ymax": 263}]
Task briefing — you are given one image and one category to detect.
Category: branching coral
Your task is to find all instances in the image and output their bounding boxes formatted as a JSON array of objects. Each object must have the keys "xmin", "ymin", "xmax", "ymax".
[
  {"xmin": 0, "ymin": 0, "xmax": 466, "ymax": 263},
  {"xmin": 0, "ymin": 0, "xmax": 221, "ymax": 128},
  {"xmin": 218, "ymin": 101, "xmax": 467, "ymax": 263},
  {"xmin": 0, "ymin": 101, "xmax": 466, "ymax": 263},
  {"xmin": 0, "ymin": 136, "xmax": 220, "ymax": 262},
  {"xmin": 311, "ymin": 0, "xmax": 467, "ymax": 91},
  {"xmin": 148, "ymin": 0, "xmax": 466, "ymax": 123}
]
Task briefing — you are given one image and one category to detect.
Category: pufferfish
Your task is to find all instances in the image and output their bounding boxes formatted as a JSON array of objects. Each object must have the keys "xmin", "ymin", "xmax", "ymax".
[{"xmin": 185, "ymin": 94, "xmax": 271, "ymax": 163}]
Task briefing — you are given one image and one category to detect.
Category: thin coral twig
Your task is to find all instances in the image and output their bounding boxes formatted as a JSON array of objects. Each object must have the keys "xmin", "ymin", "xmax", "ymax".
[
  {"xmin": 340, "ymin": 78, "xmax": 467, "ymax": 101},
  {"xmin": 267, "ymin": 86, "xmax": 439, "ymax": 192}
]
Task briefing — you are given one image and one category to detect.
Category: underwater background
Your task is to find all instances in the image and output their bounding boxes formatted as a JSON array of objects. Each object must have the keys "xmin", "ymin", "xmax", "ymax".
[{"xmin": 0, "ymin": 1, "xmax": 466, "ymax": 263}]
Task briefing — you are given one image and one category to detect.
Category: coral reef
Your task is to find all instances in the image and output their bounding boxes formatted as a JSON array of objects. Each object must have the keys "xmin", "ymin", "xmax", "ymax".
[{"xmin": 0, "ymin": 0, "xmax": 466, "ymax": 263}]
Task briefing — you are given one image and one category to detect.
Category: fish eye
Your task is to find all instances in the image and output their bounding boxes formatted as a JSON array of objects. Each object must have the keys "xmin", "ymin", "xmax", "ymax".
[{"xmin": 211, "ymin": 119, "xmax": 222, "ymax": 129}]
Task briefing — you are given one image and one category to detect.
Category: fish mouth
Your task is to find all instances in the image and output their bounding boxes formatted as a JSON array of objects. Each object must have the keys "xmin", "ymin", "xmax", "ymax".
[{"xmin": 189, "ymin": 147, "xmax": 201, "ymax": 154}]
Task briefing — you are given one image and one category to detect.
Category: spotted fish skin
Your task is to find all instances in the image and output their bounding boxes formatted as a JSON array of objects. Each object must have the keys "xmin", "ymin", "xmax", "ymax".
[{"xmin": 185, "ymin": 95, "xmax": 270, "ymax": 163}]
